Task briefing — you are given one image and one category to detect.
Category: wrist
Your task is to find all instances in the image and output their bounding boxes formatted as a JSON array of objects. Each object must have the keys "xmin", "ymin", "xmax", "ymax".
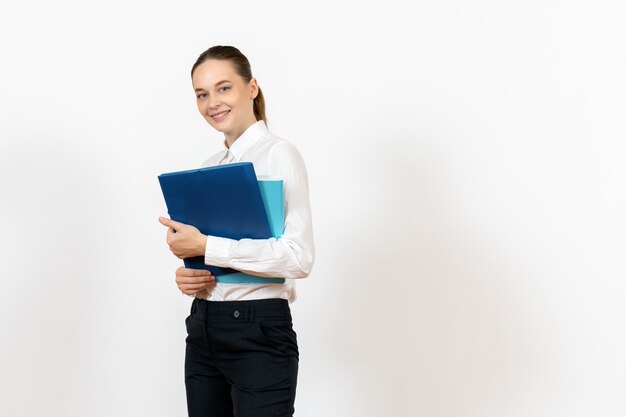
[{"xmin": 198, "ymin": 234, "xmax": 207, "ymax": 257}]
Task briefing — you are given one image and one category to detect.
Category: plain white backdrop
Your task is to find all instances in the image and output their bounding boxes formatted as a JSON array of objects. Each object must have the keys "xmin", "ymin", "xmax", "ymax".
[{"xmin": 1, "ymin": 1, "xmax": 625, "ymax": 416}]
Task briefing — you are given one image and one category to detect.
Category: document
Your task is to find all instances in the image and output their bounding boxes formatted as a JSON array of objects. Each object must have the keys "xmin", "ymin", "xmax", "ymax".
[{"xmin": 158, "ymin": 162, "xmax": 285, "ymax": 283}]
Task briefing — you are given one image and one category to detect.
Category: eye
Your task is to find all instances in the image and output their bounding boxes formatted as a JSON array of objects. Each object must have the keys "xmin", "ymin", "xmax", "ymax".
[
  {"xmin": 219, "ymin": 86, "xmax": 230, "ymax": 92},
  {"xmin": 196, "ymin": 93, "xmax": 206, "ymax": 99}
]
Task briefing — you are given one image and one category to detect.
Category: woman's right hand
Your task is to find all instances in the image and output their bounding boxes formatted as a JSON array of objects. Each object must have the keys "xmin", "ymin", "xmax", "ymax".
[{"xmin": 176, "ymin": 266, "xmax": 216, "ymax": 298}]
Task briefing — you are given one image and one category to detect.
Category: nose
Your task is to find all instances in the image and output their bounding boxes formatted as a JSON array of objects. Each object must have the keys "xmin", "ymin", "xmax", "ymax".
[{"xmin": 208, "ymin": 96, "xmax": 222, "ymax": 111}]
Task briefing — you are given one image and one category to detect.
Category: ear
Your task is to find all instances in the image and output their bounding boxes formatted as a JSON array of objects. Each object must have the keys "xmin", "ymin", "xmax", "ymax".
[{"xmin": 250, "ymin": 78, "xmax": 259, "ymax": 99}]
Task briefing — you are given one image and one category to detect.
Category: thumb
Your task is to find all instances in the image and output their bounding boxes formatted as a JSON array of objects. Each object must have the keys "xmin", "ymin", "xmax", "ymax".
[{"xmin": 159, "ymin": 216, "xmax": 184, "ymax": 230}]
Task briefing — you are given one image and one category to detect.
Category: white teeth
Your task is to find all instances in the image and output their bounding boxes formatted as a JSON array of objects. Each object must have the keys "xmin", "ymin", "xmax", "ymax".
[{"xmin": 213, "ymin": 111, "xmax": 229, "ymax": 118}]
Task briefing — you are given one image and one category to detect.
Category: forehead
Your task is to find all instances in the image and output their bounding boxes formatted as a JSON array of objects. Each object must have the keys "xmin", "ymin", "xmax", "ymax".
[{"xmin": 192, "ymin": 59, "xmax": 242, "ymax": 88}]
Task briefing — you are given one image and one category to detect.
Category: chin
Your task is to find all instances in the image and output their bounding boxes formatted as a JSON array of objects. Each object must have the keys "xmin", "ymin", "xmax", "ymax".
[
  {"xmin": 206, "ymin": 116, "xmax": 233, "ymax": 132},
  {"xmin": 206, "ymin": 119, "xmax": 223, "ymax": 131}
]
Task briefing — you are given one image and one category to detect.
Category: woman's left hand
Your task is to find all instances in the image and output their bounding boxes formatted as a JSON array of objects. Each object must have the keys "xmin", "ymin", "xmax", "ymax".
[{"xmin": 159, "ymin": 216, "xmax": 207, "ymax": 259}]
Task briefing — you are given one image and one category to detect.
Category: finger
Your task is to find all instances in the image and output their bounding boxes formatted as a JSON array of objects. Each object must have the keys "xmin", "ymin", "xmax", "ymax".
[
  {"xmin": 180, "ymin": 282, "xmax": 212, "ymax": 291},
  {"xmin": 181, "ymin": 268, "xmax": 213, "ymax": 277},
  {"xmin": 183, "ymin": 274, "xmax": 215, "ymax": 282},
  {"xmin": 177, "ymin": 275, "xmax": 215, "ymax": 285},
  {"xmin": 180, "ymin": 281, "xmax": 216, "ymax": 293},
  {"xmin": 176, "ymin": 272, "xmax": 214, "ymax": 282},
  {"xmin": 159, "ymin": 216, "xmax": 185, "ymax": 230},
  {"xmin": 176, "ymin": 269, "xmax": 212, "ymax": 282},
  {"xmin": 191, "ymin": 269, "xmax": 213, "ymax": 276}
]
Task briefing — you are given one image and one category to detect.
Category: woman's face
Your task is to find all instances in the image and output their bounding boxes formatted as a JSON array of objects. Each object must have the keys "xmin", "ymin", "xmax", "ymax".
[{"xmin": 192, "ymin": 59, "xmax": 258, "ymax": 142}]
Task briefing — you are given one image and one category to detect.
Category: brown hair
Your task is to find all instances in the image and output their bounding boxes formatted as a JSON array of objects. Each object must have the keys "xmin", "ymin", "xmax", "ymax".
[{"xmin": 191, "ymin": 45, "xmax": 267, "ymax": 126}]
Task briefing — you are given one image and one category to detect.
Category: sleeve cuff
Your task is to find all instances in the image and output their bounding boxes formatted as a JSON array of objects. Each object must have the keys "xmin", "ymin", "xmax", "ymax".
[{"xmin": 204, "ymin": 235, "xmax": 233, "ymax": 268}]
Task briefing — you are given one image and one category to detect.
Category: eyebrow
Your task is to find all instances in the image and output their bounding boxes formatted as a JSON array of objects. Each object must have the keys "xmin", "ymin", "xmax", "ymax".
[{"xmin": 194, "ymin": 80, "xmax": 231, "ymax": 92}]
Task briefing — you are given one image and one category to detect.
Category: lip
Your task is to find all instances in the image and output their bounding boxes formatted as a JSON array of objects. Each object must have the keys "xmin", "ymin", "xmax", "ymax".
[{"xmin": 210, "ymin": 110, "xmax": 230, "ymax": 117}]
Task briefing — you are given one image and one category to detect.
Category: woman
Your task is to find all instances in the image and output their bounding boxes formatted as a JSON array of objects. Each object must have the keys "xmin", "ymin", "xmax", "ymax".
[{"xmin": 158, "ymin": 45, "xmax": 315, "ymax": 417}]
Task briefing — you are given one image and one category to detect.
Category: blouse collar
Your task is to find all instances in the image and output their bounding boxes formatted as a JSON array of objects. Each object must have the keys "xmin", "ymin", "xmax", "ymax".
[{"xmin": 223, "ymin": 120, "xmax": 268, "ymax": 161}]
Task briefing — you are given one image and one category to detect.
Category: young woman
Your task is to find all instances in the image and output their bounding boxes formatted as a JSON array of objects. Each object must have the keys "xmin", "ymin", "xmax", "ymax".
[{"xmin": 158, "ymin": 45, "xmax": 315, "ymax": 417}]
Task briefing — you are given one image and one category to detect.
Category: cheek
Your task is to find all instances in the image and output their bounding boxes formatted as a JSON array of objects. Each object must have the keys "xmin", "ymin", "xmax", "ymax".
[{"xmin": 197, "ymin": 101, "xmax": 209, "ymax": 114}]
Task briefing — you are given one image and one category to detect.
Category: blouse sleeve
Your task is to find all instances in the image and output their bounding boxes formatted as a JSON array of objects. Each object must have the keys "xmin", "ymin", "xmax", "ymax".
[{"xmin": 202, "ymin": 142, "xmax": 315, "ymax": 279}]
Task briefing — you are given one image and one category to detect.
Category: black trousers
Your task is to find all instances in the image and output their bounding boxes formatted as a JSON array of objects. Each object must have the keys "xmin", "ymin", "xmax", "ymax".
[{"xmin": 184, "ymin": 297, "xmax": 299, "ymax": 417}]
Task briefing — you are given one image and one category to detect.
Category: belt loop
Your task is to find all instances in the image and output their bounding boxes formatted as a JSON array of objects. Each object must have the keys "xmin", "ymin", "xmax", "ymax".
[
  {"xmin": 191, "ymin": 298, "xmax": 197, "ymax": 316},
  {"xmin": 249, "ymin": 305, "xmax": 255, "ymax": 323}
]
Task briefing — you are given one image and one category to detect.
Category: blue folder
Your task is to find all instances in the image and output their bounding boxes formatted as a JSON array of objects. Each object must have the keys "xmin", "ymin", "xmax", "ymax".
[
  {"xmin": 158, "ymin": 162, "xmax": 285, "ymax": 284},
  {"xmin": 217, "ymin": 179, "xmax": 285, "ymax": 283}
]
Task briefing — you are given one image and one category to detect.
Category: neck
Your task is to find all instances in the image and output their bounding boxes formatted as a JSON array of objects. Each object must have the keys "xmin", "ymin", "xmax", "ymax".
[{"xmin": 224, "ymin": 115, "xmax": 258, "ymax": 148}]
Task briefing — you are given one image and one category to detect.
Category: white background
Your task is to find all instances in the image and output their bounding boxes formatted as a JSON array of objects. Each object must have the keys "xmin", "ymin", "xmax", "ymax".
[{"xmin": 1, "ymin": 1, "xmax": 625, "ymax": 416}]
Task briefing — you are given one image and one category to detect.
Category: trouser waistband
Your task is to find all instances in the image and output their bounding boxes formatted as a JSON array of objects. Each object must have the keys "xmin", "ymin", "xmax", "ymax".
[{"xmin": 190, "ymin": 298, "xmax": 292, "ymax": 323}]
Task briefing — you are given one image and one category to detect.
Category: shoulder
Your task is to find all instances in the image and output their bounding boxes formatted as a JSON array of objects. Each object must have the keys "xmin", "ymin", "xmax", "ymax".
[
  {"xmin": 262, "ymin": 130, "xmax": 305, "ymax": 166},
  {"xmin": 260, "ymin": 131, "xmax": 309, "ymax": 185}
]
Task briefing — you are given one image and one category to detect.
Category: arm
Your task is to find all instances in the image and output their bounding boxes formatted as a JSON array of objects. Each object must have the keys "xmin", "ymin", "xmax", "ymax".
[{"xmin": 203, "ymin": 142, "xmax": 315, "ymax": 279}]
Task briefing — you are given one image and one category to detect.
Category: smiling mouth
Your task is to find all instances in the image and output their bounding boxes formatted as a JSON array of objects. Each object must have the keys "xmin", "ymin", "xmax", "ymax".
[{"xmin": 211, "ymin": 110, "xmax": 230, "ymax": 120}]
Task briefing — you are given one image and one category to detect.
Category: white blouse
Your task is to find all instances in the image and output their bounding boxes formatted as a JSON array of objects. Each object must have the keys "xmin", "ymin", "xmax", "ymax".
[{"xmin": 197, "ymin": 119, "xmax": 315, "ymax": 303}]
